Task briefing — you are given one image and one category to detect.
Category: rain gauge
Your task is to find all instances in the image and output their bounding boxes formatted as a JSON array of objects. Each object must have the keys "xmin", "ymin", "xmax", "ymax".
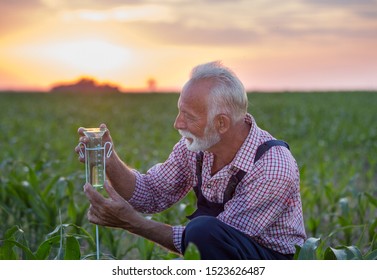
[{"xmin": 79, "ymin": 127, "xmax": 112, "ymax": 259}]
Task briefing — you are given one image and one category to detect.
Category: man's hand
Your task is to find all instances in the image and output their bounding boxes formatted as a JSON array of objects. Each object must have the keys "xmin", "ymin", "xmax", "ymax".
[
  {"xmin": 83, "ymin": 181, "xmax": 178, "ymax": 254},
  {"xmin": 83, "ymin": 181, "xmax": 142, "ymax": 232}
]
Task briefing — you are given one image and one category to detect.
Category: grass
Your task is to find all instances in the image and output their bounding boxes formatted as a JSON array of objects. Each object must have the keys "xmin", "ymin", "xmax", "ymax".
[{"xmin": 0, "ymin": 90, "xmax": 376, "ymax": 259}]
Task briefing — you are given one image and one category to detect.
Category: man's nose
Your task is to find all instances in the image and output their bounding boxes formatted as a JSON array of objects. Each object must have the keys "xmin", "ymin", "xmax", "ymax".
[{"xmin": 174, "ymin": 113, "xmax": 186, "ymax": 130}]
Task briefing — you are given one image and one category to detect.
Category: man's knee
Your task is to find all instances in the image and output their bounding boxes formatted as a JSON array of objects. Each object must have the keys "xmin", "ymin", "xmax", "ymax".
[
  {"xmin": 182, "ymin": 216, "xmax": 219, "ymax": 249},
  {"xmin": 182, "ymin": 216, "xmax": 247, "ymax": 259}
]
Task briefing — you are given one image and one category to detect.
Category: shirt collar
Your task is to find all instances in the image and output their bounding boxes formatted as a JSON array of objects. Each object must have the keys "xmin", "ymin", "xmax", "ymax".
[{"xmin": 231, "ymin": 113, "xmax": 262, "ymax": 173}]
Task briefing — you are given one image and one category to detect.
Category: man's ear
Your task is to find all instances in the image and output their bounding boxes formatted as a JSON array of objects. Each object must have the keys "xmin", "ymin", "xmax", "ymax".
[{"xmin": 216, "ymin": 114, "xmax": 231, "ymax": 134}]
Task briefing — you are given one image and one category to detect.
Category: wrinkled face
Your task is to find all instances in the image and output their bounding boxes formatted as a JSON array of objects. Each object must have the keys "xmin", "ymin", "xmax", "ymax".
[{"xmin": 174, "ymin": 80, "xmax": 221, "ymax": 152}]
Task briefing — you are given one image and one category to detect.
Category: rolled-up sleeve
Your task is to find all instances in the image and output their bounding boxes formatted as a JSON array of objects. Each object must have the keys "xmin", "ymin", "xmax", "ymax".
[
  {"xmin": 172, "ymin": 225, "xmax": 185, "ymax": 254},
  {"xmin": 128, "ymin": 138, "xmax": 195, "ymax": 214}
]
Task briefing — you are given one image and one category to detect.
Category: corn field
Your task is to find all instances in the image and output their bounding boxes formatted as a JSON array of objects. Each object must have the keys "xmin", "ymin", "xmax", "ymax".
[{"xmin": 0, "ymin": 91, "xmax": 376, "ymax": 260}]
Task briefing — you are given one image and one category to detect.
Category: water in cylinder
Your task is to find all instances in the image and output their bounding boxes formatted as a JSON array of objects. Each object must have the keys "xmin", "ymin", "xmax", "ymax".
[{"xmin": 83, "ymin": 128, "xmax": 107, "ymax": 188}]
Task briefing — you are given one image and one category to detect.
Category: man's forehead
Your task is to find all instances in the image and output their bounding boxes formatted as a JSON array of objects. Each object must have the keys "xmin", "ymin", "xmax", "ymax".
[
  {"xmin": 178, "ymin": 82, "xmax": 210, "ymax": 114},
  {"xmin": 180, "ymin": 84, "xmax": 207, "ymax": 104}
]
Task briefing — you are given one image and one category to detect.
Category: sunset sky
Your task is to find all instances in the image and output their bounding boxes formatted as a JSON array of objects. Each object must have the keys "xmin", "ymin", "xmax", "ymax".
[{"xmin": 1, "ymin": 0, "xmax": 377, "ymax": 92}]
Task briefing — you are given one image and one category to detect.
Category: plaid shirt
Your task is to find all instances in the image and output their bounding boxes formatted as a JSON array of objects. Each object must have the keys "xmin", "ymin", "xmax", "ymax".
[{"xmin": 129, "ymin": 114, "xmax": 306, "ymax": 254}]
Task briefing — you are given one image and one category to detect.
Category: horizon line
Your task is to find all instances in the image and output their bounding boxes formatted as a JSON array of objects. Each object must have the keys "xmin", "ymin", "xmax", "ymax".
[{"xmin": 1, "ymin": 88, "xmax": 377, "ymax": 94}]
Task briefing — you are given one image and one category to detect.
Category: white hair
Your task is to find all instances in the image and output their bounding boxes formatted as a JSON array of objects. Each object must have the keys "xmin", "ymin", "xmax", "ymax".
[{"xmin": 184, "ymin": 61, "xmax": 248, "ymax": 123}]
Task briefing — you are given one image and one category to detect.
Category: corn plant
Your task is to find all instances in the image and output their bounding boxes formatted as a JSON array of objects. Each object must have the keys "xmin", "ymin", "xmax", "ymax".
[
  {"xmin": 295, "ymin": 237, "xmax": 377, "ymax": 260},
  {"xmin": 0, "ymin": 223, "xmax": 95, "ymax": 260}
]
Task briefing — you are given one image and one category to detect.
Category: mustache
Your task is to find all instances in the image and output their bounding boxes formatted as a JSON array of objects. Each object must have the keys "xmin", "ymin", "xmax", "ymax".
[{"xmin": 178, "ymin": 130, "xmax": 194, "ymax": 138}]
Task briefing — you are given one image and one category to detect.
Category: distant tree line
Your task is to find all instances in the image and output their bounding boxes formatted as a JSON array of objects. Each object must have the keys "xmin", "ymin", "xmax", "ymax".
[{"xmin": 50, "ymin": 78, "xmax": 121, "ymax": 94}]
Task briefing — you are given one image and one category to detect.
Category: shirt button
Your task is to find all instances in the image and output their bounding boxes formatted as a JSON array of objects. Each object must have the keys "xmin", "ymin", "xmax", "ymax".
[{"xmin": 206, "ymin": 184, "xmax": 211, "ymax": 189}]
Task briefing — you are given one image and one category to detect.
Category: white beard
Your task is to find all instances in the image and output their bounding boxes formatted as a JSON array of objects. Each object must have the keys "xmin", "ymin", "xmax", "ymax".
[{"xmin": 179, "ymin": 124, "xmax": 220, "ymax": 152}]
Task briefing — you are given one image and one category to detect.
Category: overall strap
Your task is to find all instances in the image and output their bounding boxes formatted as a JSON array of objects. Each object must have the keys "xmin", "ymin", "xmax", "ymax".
[
  {"xmin": 193, "ymin": 152, "xmax": 204, "ymax": 196},
  {"xmin": 196, "ymin": 152, "xmax": 204, "ymax": 177},
  {"xmin": 254, "ymin": 140, "xmax": 290, "ymax": 163},
  {"xmin": 223, "ymin": 170, "xmax": 247, "ymax": 204},
  {"xmin": 223, "ymin": 139, "xmax": 290, "ymax": 203},
  {"xmin": 187, "ymin": 151, "xmax": 221, "ymax": 220}
]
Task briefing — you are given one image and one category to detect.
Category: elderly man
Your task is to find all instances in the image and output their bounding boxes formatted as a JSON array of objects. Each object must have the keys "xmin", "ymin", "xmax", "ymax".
[{"xmin": 76, "ymin": 61, "xmax": 306, "ymax": 260}]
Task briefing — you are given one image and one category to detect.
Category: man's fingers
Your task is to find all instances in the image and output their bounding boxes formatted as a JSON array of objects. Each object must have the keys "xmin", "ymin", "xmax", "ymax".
[
  {"xmin": 87, "ymin": 205, "xmax": 102, "ymax": 224},
  {"xmin": 77, "ymin": 127, "xmax": 85, "ymax": 136},
  {"xmin": 104, "ymin": 181, "xmax": 121, "ymax": 201},
  {"xmin": 83, "ymin": 183, "xmax": 105, "ymax": 205},
  {"xmin": 75, "ymin": 143, "xmax": 85, "ymax": 157}
]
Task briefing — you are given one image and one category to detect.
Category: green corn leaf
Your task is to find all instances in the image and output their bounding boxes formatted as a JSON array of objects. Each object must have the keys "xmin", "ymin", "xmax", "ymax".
[
  {"xmin": 296, "ymin": 237, "xmax": 320, "ymax": 260},
  {"xmin": 24, "ymin": 163, "xmax": 39, "ymax": 189},
  {"xmin": 183, "ymin": 243, "xmax": 201, "ymax": 260},
  {"xmin": 68, "ymin": 199, "xmax": 78, "ymax": 221},
  {"xmin": 137, "ymin": 238, "xmax": 155, "ymax": 260},
  {"xmin": 0, "ymin": 243, "xmax": 17, "ymax": 260},
  {"xmin": 364, "ymin": 249, "xmax": 377, "ymax": 260},
  {"xmin": 293, "ymin": 245, "xmax": 301, "ymax": 260},
  {"xmin": 64, "ymin": 236, "xmax": 81, "ymax": 260},
  {"xmin": 46, "ymin": 224, "xmax": 64, "ymax": 237},
  {"xmin": 325, "ymin": 246, "xmax": 363, "ymax": 260},
  {"xmin": 324, "ymin": 247, "xmax": 337, "ymax": 260},
  {"xmin": 0, "ymin": 239, "xmax": 17, "ymax": 260},
  {"xmin": 41, "ymin": 175, "xmax": 60, "ymax": 198},
  {"xmin": 35, "ymin": 235, "xmax": 61, "ymax": 260},
  {"xmin": 0, "ymin": 226, "xmax": 25, "ymax": 260},
  {"xmin": 2, "ymin": 240, "xmax": 36, "ymax": 260},
  {"xmin": 4, "ymin": 225, "xmax": 21, "ymax": 239},
  {"xmin": 345, "ymin": 245, "xmax": 363, "ymax": 259},
  {"xmin": 46, "ymin": 224, "xmax": 96, "ymax": 248},
  {"xmin": 365, "ymin": 193, "xmax": 377, "ymax": 207}
]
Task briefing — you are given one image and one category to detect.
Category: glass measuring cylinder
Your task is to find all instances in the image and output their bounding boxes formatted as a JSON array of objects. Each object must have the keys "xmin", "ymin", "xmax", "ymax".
[{"xmin": 80, "ymin": 128, "xmax": 112, "ymax": 188}]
